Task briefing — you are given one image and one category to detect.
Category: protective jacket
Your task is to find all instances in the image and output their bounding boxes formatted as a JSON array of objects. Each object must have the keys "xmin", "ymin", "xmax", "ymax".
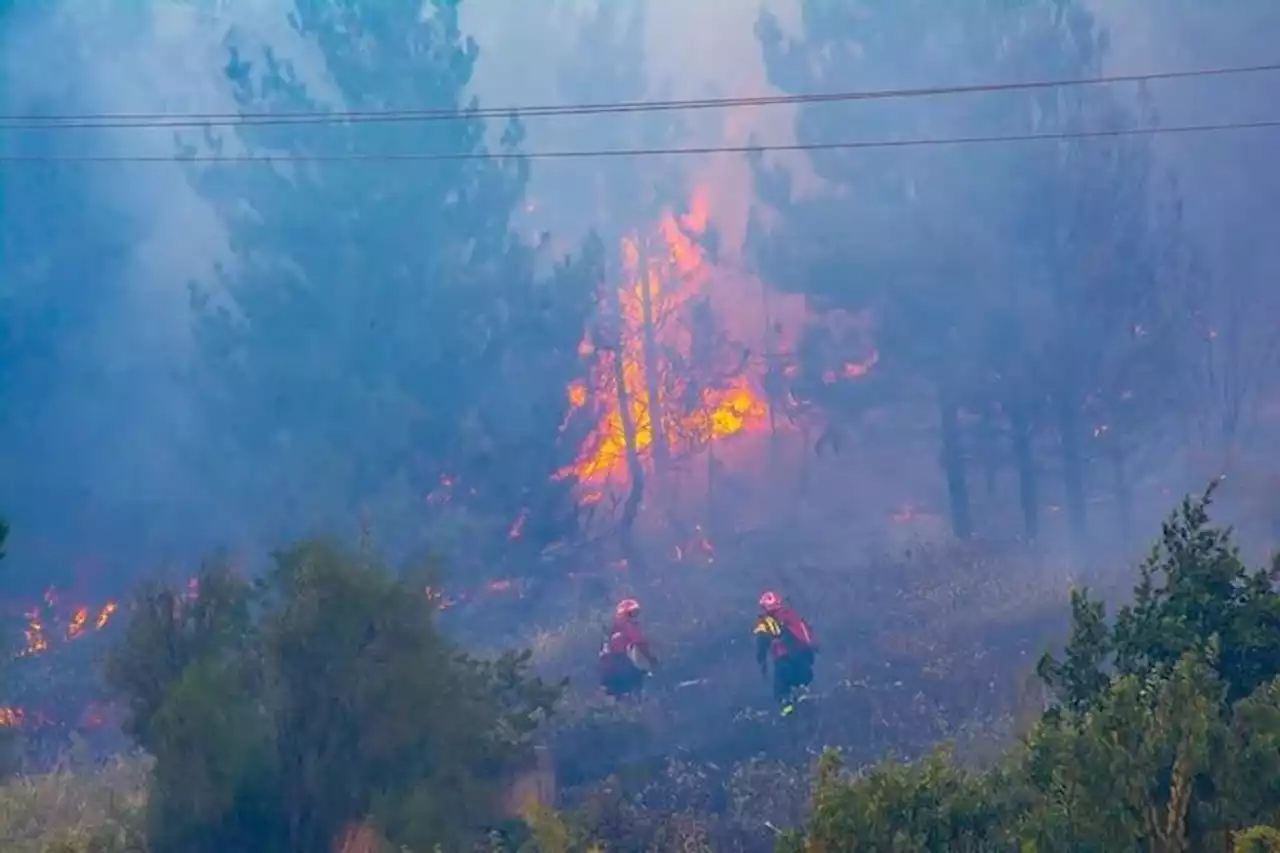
[
  {"xmin": 753, "ymin": 605, "xmax": 815, "ymax": 669},
  {"xmin": 601, "ymin": 614, "xmax": 656, "ymax": 673}
]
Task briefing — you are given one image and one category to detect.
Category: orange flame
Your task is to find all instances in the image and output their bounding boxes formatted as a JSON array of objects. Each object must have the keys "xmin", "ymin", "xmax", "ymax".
[
  {"xmin": 843, "ymin": 350, "xmax": 880, "ymax": 378},
  {"xmin": 507, "ymin": 511, "xmax": 527, "ymax": 540},
  {"xmin": 567, "ymin": 381, "xmax": 588, "ymax": 409},
  {"xmin": 21, "ymin": 608, "xmax": 48, "ymax": 657},
  {"xmin": 559, "ymin": 186, "xmax": 770, "ymax": 489},
  {"xmin": 824, "ymin": 349, "xmax": 880, "ymax": 385},
  {"xmin": 13, "ymin": 589, "xmax": 118, "ymax": 659},
  {"xmin": 94, "ymin": 601, "xmax": 117, "ymax": 629},
  {"xmin": 67, "ymin": 607, "xmax": 89, "ymax": 640}
]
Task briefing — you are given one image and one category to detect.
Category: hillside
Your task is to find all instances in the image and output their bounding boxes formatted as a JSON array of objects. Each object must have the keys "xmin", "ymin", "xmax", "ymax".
[{"xmin": 4, "ymin": 485, "xmax": 1279, "ymax": 852}]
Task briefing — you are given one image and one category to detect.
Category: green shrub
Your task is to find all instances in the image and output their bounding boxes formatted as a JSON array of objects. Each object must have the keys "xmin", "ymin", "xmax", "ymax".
[
  {"xmin": 779, "ymin": 486, "xmax": 1280, "ymax": 853},
  {"xmin": 105, "ymin": 539, "xmax": 562, "ymax": 853}
]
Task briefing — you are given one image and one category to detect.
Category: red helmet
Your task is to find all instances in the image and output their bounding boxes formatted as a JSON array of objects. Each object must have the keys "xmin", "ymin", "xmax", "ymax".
[
  {"xmin": 615, "ymin": 598, "xmax": 641, "ymax": 618},
  {"xmin": 759, "ymin": 590, "xmax": 783, "ymax": 612}
]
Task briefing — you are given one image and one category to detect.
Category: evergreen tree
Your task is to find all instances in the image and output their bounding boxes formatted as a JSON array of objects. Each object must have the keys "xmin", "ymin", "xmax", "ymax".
[
  {"xmin": 1039, "ymin": 482, "xmax": 1280, "ymax": 709},
  {"xmin": 189, "ymin": 0, "xmax": 597, "ymax": 571},
  {"xmin": 749, "ymin": 0, "xmax": 1185, "ymax": 541}
]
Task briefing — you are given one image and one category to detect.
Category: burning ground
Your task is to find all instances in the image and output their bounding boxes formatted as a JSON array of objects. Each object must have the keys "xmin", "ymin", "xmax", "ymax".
[{"xmin": 2, "ymin": 588, "xmax": 120, "ymax": 747}]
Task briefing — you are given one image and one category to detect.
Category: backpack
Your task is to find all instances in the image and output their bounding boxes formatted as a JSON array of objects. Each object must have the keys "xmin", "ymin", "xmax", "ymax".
[{"xmin": 775, "ymin": 609, "xmax": 815, "ymax": 654}]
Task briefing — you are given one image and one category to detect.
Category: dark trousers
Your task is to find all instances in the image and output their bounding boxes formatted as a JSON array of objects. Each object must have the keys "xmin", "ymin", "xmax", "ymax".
[
  {"xmin": 601, "ymin": 657, "xmax": 646, "ymax": 698},
  {"xmin": 773, "ymin": 649, "xmax": 815, "ymax": 703}
]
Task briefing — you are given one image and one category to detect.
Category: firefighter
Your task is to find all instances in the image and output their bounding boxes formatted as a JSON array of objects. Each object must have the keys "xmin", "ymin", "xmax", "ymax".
[
  {"xmin": 753, "ymin": 590, "xmax": 816, "ymax": 716},
  {"xmin": 599, "ymin": 598, "xmax": 658, "ymax": 699}
]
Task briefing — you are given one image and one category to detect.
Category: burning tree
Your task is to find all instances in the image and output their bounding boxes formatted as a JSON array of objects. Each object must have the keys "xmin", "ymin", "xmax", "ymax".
[
  {"xmin": 558, "ymin": 188, "xmax": 778, "ymax": 561},
  {"xmin": 551, "ymin": 0, "xmax": 685, "ymax": 564},
  {"xmin": 550, "ymin": 3, "xmax": 785, "ymax": 564}
]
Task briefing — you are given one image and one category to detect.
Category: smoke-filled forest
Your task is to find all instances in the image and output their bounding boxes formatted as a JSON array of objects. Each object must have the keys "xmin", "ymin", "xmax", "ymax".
[{"xmin": 3, "ymin": 1, "xmax": 1280, "ymax": 851}]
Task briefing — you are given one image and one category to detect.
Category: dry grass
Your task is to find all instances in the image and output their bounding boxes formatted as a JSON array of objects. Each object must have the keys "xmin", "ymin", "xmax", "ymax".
[
  {"xmin": 528, "ymin": 522, "xmax": 1087, "ymax": 702},
  {"xmin": 517, "ymin": 522, "xmax": 1104, "ymax": 848},
  {"xmin": 0, "ymin": 754, "xmax": 149, "ymax": 853}
]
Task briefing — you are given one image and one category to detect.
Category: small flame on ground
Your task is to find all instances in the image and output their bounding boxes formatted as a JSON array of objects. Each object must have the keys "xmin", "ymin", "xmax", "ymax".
[
  {"xmin": 672, "ymin": 527, "xmax": 716, "ymax": 565},
  {"xmin": 823, "ymin": 350, "xmax": 880, "ymax": 385},
  {"xmin": 67, "ymin": 607, "xmax": 89, "ymax": 639},
  {"xmin": 891, "ymin": 505, "xmax": 921, "ymax": 523},
  {"xmin": 22, "ymin": 609, "xmax": 48, "ymax": 657},
  {"xmin": 0, "ymin": 703, "xmax": 107, "ymax": 731},
  {"xmin": 95, "ymin": 602, "xmax": 117, "ymax": 629},
  {"xmin": 13, "ymin": 590, "xmax": 118, "ymax": 659},
  {"xmin": 424, "ymin": 577, "xmax": 518, "ymax": 612}
]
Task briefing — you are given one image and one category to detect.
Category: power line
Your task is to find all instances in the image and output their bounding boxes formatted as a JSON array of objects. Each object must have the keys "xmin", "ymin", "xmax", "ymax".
[
  {"xmin": 2, "ymin": 61, "xmax": 1278, "ymax": 130},
  {"xmin": 4, "ymin": 118, "xmax": 1278, "ymax": 164}
]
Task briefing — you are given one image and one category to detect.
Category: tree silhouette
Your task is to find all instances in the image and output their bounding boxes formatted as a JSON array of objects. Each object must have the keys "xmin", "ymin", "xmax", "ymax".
[
  {"xmin": 748, "ymin": 0, "xmax": 1186, "ymax": 542},
  {"xmin": 187, "ymin": 0, "xmax": 597, "ymax": 575}
]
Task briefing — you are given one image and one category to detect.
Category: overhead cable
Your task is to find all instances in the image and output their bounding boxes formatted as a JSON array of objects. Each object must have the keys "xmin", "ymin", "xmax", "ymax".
[
  {"xmin": 2, "ymin": 61, "xmax": 1277, "ymax": 130},
  {"xmin": 4, "ymin": 117, "xmax": 1278, "ymax": 164}
]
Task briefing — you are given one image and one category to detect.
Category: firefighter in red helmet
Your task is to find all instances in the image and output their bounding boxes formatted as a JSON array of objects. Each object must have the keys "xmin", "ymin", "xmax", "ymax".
[
  {"xmin": 599, "ymin": 598, "xmax": 658, "ymax": 699},
  {"xmin": 753, "ymin": 590, "xmax": 816, "ymax": 716}
]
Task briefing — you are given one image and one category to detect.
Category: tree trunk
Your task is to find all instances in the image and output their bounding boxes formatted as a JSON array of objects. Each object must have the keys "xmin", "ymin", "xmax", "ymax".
[
  {"xmin": 762, "ymin": 286, "xmax": 780, "ymax": 475},
  {"xmin": 797, "ymin": 422, "xmax": 812, "ymax": 499},
  {"xmin": 636, "ymin": 238, "xmax": 687, "ymax": 548},
  {"xmin": 706, "ymin": 444, "xmax": 716, "ymax": 538},
  {"xmin": 1010, "ymin": 400, "xmax": 1039, "ymax": 541},
  {"xmin": 1056, "ymin": 394, "xmax": 1087, "ymax": 540},
  {"xmin": 611, "ymin": 280, "xmax": 645, "ymax": 569},
  {"xmin": 636, "ymin": 238, "xmax": 669, "ymax": 474},
  {"xmin": 979, "ymin": 405, "xmax": 999, "ymax": 498},
  {"xmin": 939, "ymin": 393, "xmax": 972, "ymax": 539}
]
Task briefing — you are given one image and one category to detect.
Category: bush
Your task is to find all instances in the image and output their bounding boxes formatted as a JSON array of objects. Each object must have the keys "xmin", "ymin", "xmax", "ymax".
[
  {"xmin": 771, "ymin": 484, "xmax": 1280, "ymax": 853},
  {"xmin": 1038, "ymin": 481, "xmax": 1280, "ymax": 709},
  {"xmin": 779, "ymin": 747, "xmax": 1013, "ymax": 853},
  {"xmin": 104, "ymin": 539, "xmax": 563, "ymax": 853}
]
